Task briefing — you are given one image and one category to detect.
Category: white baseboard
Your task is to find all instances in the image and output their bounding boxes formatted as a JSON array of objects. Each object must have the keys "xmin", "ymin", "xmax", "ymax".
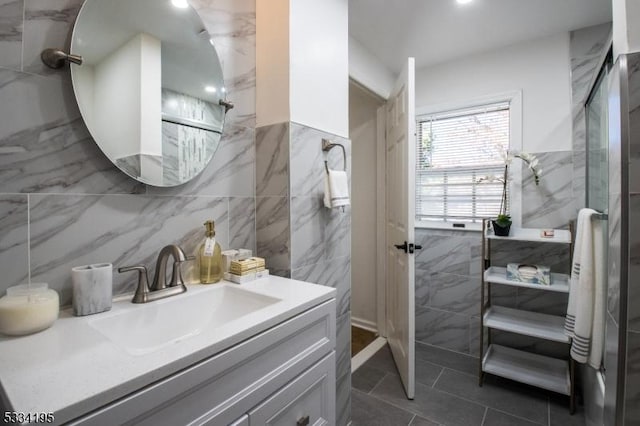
[
  {"xmin": 351, "ymin": 337, "xmax": 387, "ymax": 372},
  {"xmin": 351, "ymin": 316, "xmax": 378, "ymax": 333}
]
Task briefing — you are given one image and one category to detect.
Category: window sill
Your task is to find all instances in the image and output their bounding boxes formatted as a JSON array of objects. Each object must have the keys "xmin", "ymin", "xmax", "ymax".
[{"xmin": 415, "ymin": 221, "xmax": 482, "ymax": 232}]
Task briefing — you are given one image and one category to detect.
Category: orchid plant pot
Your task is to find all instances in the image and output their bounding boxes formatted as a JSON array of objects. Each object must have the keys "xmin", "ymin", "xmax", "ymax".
[{"xmin": 492, "ymin": 220, "xmax": 512, "ymax": 237}]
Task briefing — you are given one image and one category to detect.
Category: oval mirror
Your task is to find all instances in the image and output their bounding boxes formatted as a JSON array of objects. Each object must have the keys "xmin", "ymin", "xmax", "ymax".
[{"xmin": 70, "ymin": 0, "xmax": 227, "ymax": 187}]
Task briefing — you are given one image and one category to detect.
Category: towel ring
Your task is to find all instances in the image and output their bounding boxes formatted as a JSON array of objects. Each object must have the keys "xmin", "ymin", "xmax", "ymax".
[{"xmin": 322, "ymin": 139, "xmax": 347, "ymax": 174}]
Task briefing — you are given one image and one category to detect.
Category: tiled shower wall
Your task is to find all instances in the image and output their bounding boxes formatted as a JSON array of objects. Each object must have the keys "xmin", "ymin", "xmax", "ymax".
[
  {"xmin": 414, "ymin": 24, "xmax": 611, "ymax": 358},
  {"xmin": 0, "ymin": 0, "xmax": 257, "ymax": 305},
  {"xmin": 617, "ymin": 51, "xmax": 640, "ymax": 425},
  {"xmin": 255, "ymin": 121, "xmax": 352, "ymax": 425}
]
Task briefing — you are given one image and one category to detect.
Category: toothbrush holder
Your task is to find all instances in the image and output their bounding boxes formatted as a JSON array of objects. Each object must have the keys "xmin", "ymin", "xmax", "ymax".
[{"xmin": 71, "ymin": 263, "xmax": 113, "ymax": 316}]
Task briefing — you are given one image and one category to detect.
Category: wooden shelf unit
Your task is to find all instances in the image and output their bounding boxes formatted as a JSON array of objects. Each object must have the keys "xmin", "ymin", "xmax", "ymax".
[{"xmin": 479, "ymin": 219, "xmax": 576, "ymax": 414}]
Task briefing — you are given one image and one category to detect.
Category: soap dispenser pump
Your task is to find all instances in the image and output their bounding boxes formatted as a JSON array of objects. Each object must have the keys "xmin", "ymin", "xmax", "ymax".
[{"xmin": 198, "ymin": 220, "xmax": 222, "ymax": 284}]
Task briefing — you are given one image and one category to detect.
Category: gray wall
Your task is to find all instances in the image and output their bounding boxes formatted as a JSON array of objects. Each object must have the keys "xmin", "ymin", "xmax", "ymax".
[
  {"xmin": 255, "ymin": 121, "xmax": 352, "ymax": 425},
  {"xmin": 415, "ymin": 24, "xmax": 611, "ymax": 359},
  {"xmin": 0, "ymin": 0, "xmax": 256, "ymax": 306}
]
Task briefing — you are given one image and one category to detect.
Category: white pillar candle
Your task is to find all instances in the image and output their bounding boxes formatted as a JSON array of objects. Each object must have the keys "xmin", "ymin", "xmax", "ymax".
[{"xmin": 0, "ymin": 283, "xmax": 59, "ymax": 336}]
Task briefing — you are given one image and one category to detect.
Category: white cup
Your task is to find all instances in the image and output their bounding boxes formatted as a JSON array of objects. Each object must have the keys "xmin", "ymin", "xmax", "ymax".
[{"xmin": 71, "ymin": 263, "xmax": 113, "ymax": 316}]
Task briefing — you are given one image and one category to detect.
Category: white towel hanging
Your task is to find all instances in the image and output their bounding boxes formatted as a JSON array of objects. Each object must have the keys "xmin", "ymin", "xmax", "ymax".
[
  {"xmin": 324, "ymin": 169, "xmax": 350, "ymax": 210},
  {"xmin": 565, "ymin": 208, "xmax": 606, "ymax": 368}
]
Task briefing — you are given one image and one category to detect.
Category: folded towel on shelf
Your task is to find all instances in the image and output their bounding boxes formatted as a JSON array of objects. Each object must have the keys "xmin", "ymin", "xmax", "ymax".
[
  {"xmin": 323, "ymin": 169, "xmax": 350, "ymax": 209},
  {"xmin": 565, "ymin": 208, "xmax": 606, "ymax": 368}
]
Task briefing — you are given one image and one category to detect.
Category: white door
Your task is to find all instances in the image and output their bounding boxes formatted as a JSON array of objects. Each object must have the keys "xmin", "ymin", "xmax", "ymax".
[{"xmin": 385, "ymin": 57, "xmax": 416, "ymax": 399}]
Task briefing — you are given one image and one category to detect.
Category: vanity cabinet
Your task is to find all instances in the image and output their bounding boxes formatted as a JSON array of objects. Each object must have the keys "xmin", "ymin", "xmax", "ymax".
[{"xmin": 68, "ymin": 299, "xmax": 336, "ymax": 426}]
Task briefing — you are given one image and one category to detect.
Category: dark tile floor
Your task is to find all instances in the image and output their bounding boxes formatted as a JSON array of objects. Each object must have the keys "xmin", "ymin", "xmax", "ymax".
[{"xmin": 351, "ymin": 342, "xmax": 586, "ymax": 426}]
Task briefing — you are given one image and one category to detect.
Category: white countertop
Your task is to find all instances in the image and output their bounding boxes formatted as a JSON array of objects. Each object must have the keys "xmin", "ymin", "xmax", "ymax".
[{"xmin": 0, "ymin": 276, "xmax": 335, "ymax": 424}]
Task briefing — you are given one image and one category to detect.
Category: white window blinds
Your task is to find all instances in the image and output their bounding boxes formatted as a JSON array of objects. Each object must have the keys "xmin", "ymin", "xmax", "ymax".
[{"xmin": 416, "ymin": 102, "xmax": 510, "ymax": 223}]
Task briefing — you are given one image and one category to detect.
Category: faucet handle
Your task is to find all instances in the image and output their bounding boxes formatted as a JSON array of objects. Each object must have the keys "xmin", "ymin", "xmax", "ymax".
[
  {"xmin": 118, "ymin": 265, "xmax": 150, "ymax": 303},
  {"xmin": 169, "ymin": 256, "xmax": 195, "ymax": 287}
]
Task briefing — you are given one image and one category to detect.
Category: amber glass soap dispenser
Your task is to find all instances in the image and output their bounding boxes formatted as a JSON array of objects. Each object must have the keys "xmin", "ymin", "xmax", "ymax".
[{"xmin": 198, "ymin": 220, "xmax": 222, "ymax": 284}]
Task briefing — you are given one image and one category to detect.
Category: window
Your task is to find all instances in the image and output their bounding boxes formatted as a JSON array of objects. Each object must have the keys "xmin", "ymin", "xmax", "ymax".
[{"xmin": 416, "ymin": 102, "xmax": 510, "ymax": 225}]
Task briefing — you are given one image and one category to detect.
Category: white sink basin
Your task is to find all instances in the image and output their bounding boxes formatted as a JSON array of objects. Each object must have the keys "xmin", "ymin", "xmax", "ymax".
[{"xmin": 89, "ymin": 285, "xmax": 281, "ymax": 355}]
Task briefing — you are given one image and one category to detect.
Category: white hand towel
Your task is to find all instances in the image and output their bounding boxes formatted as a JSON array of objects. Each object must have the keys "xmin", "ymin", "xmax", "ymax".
[
  {"xmin": 323, "ymin": 169, "xmax": 350, "ymax": 209},
  {"xmin": 565, "ymin": 208, "xmax": 606, "ymax": 368}
]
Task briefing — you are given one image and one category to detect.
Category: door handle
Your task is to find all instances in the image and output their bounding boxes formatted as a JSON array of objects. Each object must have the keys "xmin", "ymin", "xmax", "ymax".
[
  {"xmin": 297, "ymin": 415, "xmax": 310, "ymax": 426},
  {"xmin": 394, "ymin": 241, "xmax": 408, "ymax": 253},
  {"xmin": 409, "ymin": 243, "xmax": 423, "ymax": 254},
  {"xmin": 395, "ymin": 242, "xmax": 422, "ymax": 254},
  {"xmin": 409, "ymin": 244, "xmax": 422, "ymax": 254}
]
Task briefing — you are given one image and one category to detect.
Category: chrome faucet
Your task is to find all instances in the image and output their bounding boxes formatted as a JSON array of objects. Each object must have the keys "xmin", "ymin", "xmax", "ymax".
[{"xmin": 118, "ymin": 245, "xmax": 194, "ymax": 303}]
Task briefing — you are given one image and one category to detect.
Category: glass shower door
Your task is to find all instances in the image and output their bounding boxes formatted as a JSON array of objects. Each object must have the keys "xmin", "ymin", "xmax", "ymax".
[
  {"xmin": 585, "ymin": 54, "xmax": 612, "ymax": 388},
  {"xmin": 586, "ymin": 65, "xmax": 610, "ymax": 212}
]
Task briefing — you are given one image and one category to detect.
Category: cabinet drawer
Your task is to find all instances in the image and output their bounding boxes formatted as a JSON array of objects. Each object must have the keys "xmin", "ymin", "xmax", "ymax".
[
  {"xmin": 249, "ymin": 353, "xmax": 335, "ymax": 426},
  {"xmin": 71, "ymin": 299, "xmax": 335, "ymax": 426}
]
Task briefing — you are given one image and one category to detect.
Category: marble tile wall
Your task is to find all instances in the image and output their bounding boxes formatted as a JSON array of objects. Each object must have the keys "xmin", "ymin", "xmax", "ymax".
[
  {"xmin": 414, "ymin": 227, "xmax": 571, "ymax": 358},
  {"xmin": 415, "ymin": 24, "xmax": 612, "ymax": 359},
  {"xmin": 256, "ymin": 121, "xmax": 352, "ymax": 425},
  {"xmin": 415, "ymin": 151, "xmax": 574, "ymax": 357},
  {"xmin": 570, "ymin": 23, "xmax": 612, "ymax": 215},
  {"xmin": 0, "ymin": 1, "xmax": 257, "ymax": 302}
]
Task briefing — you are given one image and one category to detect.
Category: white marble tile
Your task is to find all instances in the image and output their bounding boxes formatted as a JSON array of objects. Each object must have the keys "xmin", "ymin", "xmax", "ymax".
[
  {"xmin": 415, "ymin": 267, "xmax": 431, "ymax": 307},
  {"xmin": 572, "ymin": 149, "xmax": 586, "ymax": 215},
  {"xmin": 256, "ymin": 196, "xmax": 289, "ymax": 275},
  {"xmin": 290, "ymin": 123, "xmax": 351, "ymax": 198},
  {"xmin": 569, "ymin": 23, "xmax": 611, "ymax": 62},
  {"xmin": 336, "ymin": 310, "xmax": 351, "ymax": 381},
  {"xmin": 414, "ymin": 233, "xmax": 470, "ymax": 275},
  {"xmin": 192, "ymin": 0, "xmax": 256, "ymax": 128},
  {"xmin": 415, "ymin": 306, "xmax": 470, "ymax": 354},
  {"xmin": 22, "ymin": 0, "xmax": 84, "ymax": 77},
  {"xmin": 290, "ymin": 196, "xmax": 324, "ymax": 269},
  {"xmin": 569, "ymin": 23, "xmax": 611, "ymax": 105},
  {"xmin": 490, "ymin": 239, "xmax": 571, "ymax": 272},
  {"xmin": 0, "ymin": 69, "xmax": 143, "ymax": 194},
  {"xmin": 149, "ymin": 124, "xmax": 255, "ymax": 197},
  {"xmin": 516, "ymin": 288, "xmax": 569, "ymax": 316},
  {"xmin": 336, "ymin": 365, "xmax": 351, "ymax": 426},
  {"xmin": 427, "ymin": 272, "xmax": 480, "ymax": 317},
  {"xmin": 291, "ymin": 255, "xmax": 350, "ymax": 317},
  {"xmin": 256, "ymin": 123, "xmax": 289, "ymax": 197},
  {"xmin": 572, "ymin": 105, "xmax": 587, "ymax": 153},
  {"xmin": 325, "ymin": 205, "xmax": 350, "ymax": 260},
  {"xmin": 521, "ymin": 151, "xmax": 574, "ymax": 229},
  {"xmin": 229, "ymin": 197, "xmax": 255, "ymax": 253},
  {"xmin": 29, "ymin": 194, "xmax": 229, "ymax": 306},
  {"xmin": 336, "ymin": 311, "xmax": 352, "ymax": 426},
  {"xmin": 0, "ymin": 195, "xmax": 29, "ymax": 293},
  {"xmin": 491, "ymin": 329, "xmax": 568, "ymax": 359},
  {"xmin": 468, "ymin": 315, "xmax": 486, "ymax": 358},
  {"xmin": 489, "ymin": 285, "xmax": 518, "ymax": 309},
  {"xmin": 0, "ymin": 0, "xmax": 23, "ymax": 71}
]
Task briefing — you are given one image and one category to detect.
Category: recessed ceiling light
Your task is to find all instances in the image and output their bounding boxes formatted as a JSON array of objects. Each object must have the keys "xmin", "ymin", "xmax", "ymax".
[
  {"xmin": 457, "ymin": 0, "xmax": 473, "ymax": 4},
  {"xmin": 205, "ymin": 86, "xmax": 217, "ymax": 93},
  {"xmin": 171, "ymin": 0, "xmax": 189, "ymax": 9}
]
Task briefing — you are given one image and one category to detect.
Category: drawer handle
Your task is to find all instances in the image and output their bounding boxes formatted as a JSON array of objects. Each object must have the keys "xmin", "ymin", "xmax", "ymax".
[{"xmin": 297, "ymin": 415, "xmax": 310, "ymax": 426}]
